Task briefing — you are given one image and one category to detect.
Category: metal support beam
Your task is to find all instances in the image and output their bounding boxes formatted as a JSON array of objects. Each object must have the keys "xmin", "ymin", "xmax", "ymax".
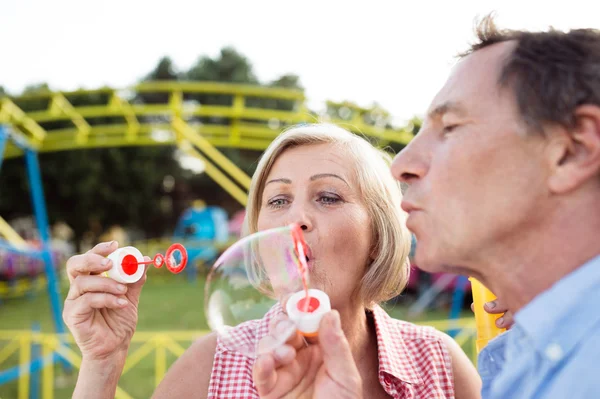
[
  {"xmin": 230, "ymin": 94, "xmax": 244, "ymax": 145},
  {"xmin": 24, "ymin": 149, "xmax": 65, "ymax": 336},
  {"xmin": 0, "ymin": 216, "xmax": 29, "ymax": 249},
  {"xmin": 0, "ymin": 239, "xmax": 42, "ymax": 257},
  {"xmin": 50, "ymin": 93, "xmax": 90, "ymax": 144},
  {"xmin": 179, "ymin": 145, "xmax": 248, "ymax": 205},
  {"xmin": 173, "ymin": 117, "xmax": 251, "ymax": 190},
  {"xmin": 0, "ymin": 124, "xmax": 6, "ymax": 172},
  {"xmin": 0, "ymin": 125, "xmax": 35, "ymax": 249},
  {"xmin": 0, "ymin": 99, "xmax": 46, "ymax": 143},
  {"xmin": 109, "ymin": 92, "xmax": 140, "ymax": 141}
]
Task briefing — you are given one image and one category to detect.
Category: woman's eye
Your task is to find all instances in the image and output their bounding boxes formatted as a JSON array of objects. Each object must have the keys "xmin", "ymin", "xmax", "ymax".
[
  {"xmin": 318, "ymin": 195, "xmax": 341, "ymax": 205},
  {"xmin": 267, "ymin": 198, "xmax": 288, "ymax": 208}
]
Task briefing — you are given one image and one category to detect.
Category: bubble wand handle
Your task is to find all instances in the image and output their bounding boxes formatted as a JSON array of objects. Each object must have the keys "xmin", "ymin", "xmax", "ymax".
[{"xmin": 469, "ymin": 277, "xmax": 506, "ymax": 353}]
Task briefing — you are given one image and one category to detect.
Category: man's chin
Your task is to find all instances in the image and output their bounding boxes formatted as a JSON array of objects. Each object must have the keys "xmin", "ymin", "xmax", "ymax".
[
  {"xmin": 414, "ymin": 258, "xmax": 470, "ymax": 276},
  {"xmin": 412, "ymin": 250, "xmax": 446, "ymax": 274},
  {"xmin": 414, "ymin": 261, "xmax": 444, "ymax": 274}
]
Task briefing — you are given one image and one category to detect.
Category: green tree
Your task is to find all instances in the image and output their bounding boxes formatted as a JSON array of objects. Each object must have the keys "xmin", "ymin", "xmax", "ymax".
[
  {"xmin": 185, "ymin": 47, "xmax": 258, "ymax": 84},
  {"xmin": 145, "ymin": 56, "xmax": 180, "ymax": 81},
  {"xmin": 137, "ymin": 56, "xmax": 180, "ymax": 105}
]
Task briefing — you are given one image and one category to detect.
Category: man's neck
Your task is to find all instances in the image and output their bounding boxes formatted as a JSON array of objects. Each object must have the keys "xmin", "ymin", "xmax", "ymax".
[{"xmin": 478, "ymin": 202, "xmax": 600, "ymax": 314}]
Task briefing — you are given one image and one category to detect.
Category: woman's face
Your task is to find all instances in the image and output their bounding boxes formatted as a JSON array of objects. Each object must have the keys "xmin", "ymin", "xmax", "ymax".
[{"xmin": 257, "ymin": 143, "xmax": 373, "ymax": 308}]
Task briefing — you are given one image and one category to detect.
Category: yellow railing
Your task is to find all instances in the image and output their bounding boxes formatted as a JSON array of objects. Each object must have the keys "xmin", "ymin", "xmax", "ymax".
[
  {"xmin": 0, "ymin": 81, "xmax": 413, "ymax": 160},
  {"xmin": 0, "ymin": 276, "xmax": 47, "ymax": 299},
  {"xmin": 0, "ymin": 330, "xmax": 206, "ymax": 399},
  {"xmin": 0, "ymin": 319, "xmax": 476, "ymax": 399},
  {"xmin": 0, "ymin": 82, "xmax": 415, "ymax": 206},
  {"xmin": 0, "ymin": 216, "xmax": 29, "ymax": 250}
]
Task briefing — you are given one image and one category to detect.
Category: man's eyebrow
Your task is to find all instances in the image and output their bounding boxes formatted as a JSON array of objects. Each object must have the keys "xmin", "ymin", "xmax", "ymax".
[{"xmin": 427, "ymin": 101, "xmax": 467, "ymax": 119}]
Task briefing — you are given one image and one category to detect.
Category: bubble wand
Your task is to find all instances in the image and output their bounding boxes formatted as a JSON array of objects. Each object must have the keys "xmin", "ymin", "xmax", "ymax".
[
  {"xmin": 106, "ymin": 243, "xmax": 188, "ymax": 284},
  {"xmin": 287, "ymin": 223, "xmax": 331, "ymax": 337}
]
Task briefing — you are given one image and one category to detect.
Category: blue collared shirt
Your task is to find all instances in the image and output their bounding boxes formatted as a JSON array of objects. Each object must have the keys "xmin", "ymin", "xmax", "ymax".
[{"xmin": 478, "ymin": 254, "xmax": 600, "ymax": 399}]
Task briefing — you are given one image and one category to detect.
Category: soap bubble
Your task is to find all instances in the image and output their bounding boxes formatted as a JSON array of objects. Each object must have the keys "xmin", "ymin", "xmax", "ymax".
[{"xmin": 204, "ymin": 223, "xmax": 311, "ymax": 357}]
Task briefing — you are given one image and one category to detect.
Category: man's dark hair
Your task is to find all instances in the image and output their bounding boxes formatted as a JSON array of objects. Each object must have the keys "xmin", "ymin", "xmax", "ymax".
[{"xmin": 461, "ymin": 14, "xmax": 600, "ymax": 133}]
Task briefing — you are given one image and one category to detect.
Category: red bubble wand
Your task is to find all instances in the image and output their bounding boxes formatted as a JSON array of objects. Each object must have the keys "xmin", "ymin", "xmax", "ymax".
[{"xmin": 119, "ymin": 243, "xmax": 188, "ymax": 276}]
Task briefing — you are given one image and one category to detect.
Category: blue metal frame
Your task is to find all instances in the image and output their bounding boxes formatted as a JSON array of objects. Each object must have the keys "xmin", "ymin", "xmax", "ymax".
[
  {"xmin": 0, "ymin": 125, "xmax": 64, "ymax": 334},
  {"xmin": 0, "ymin": 353, "xmax": 58, "ymax": 385},
  {"xmin": 448, "ymin": 275, "xmax": 470, "ymax": 337},
  {"xmin": 0, "ymin": 239, "xmax": 44, "ymax": 257},
  {"xmin": 24, "ymin": 148, "xmax": 65, "ymax": 336},
  {"xmin": 0, "ymin": 125, "xmax": 7, "ymax": 172},
  {"xmin": 0, "ymin": 124, "xmax": 71, "ymax": 387}
]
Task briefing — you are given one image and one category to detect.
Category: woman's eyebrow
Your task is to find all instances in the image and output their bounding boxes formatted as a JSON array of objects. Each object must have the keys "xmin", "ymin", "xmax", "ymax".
[
  {"xmin": 310, "ymin": 173, "xmax": 349, "ymax": 187},
  {"xmin": 265, "ymin": 177, "xmax": 292, "ymax": 186}
]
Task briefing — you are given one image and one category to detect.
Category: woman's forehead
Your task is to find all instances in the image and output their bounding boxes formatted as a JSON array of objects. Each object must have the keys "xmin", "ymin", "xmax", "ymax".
[
  {"xmin": 267, "ymin": 144, "xmax": 356, "ymax": 182},
  {"xmin": 271, "ymin": 143, "xmax": 355, "ymax": 173}
]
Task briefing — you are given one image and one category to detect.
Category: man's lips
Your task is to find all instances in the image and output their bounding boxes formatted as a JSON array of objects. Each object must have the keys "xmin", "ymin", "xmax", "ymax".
[{"xmin": 401, "ymin": 200, "xmax": 422, "ymax": 214}]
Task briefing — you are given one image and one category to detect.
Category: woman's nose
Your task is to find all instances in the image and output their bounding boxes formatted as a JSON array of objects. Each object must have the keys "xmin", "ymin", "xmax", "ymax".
[{"xmin": 288, "ymin": 204, "xmax": 314, "ymax": 232}]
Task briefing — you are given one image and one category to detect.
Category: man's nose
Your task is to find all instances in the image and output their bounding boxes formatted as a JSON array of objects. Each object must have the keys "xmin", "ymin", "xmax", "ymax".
[{"xmin": 391, "ymin": 136, "xmax": 429, "ymax": 185}]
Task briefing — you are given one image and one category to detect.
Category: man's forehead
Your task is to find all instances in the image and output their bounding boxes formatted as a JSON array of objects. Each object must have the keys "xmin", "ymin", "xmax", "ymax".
[{"xmin": 426, "ymin": 41, "xmax": 516, "ymax": 118}]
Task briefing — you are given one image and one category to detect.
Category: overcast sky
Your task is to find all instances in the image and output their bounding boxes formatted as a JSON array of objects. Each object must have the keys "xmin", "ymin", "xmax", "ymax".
[{"xmin": 1, "ymin": 0, "xmax": 598, "ymax": 125}]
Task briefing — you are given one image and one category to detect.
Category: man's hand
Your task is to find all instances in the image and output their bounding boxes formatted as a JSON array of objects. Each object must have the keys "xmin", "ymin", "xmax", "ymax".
[
  {"xmin": 471, "ymin": 297, "xmax": 514, "ymax": 329},
  {"xmin": 253, "ymin": 311, "xmax": 362, "ymax": 399}
]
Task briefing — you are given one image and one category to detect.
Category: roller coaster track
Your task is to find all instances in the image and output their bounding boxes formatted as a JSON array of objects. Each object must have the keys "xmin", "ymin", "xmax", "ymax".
[{"xmin": 0, "ymin": 81, "xmax": 414, "ymax": 205}]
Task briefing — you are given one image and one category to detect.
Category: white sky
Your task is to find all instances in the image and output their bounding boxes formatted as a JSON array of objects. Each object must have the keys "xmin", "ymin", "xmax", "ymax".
[{"xmin": 1, "ymin": 0, "xmax": 598, "ymax": 125}]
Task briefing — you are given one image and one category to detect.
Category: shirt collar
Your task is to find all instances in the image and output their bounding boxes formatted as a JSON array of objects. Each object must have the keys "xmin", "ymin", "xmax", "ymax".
[
  {"xmin": 515, "ymin": 254, "xmax": 600, "ymax": 358},
  {"xmin": 371, "ymin": 305, "xmax": 424, "ymax": 386}
]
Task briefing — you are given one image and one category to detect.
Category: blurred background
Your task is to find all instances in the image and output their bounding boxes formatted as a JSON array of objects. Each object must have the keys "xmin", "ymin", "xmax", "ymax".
[{"xmin": 0, "ymin": 1, "xmax": 597, "ymax": 397}]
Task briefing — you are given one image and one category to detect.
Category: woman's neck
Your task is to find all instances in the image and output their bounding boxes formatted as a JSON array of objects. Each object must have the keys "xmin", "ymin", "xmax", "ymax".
[{"xmin": 337, "ymin": 302, "xmax": 379, "ymax": 374}]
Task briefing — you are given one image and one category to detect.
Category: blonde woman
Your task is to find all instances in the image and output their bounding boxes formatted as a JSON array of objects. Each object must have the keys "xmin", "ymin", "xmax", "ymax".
[{"xmin": 63, "ymin": 123, "xmax": 481, "ymax": 399}]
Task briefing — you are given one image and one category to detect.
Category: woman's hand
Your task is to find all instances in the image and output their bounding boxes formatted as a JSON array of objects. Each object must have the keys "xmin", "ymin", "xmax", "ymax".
[
  {"xmin": 253, "ymin": 311, "xmax": 362, "ymax": 399},
  {"xmin": 63, "ymin": 241, "xmax": 149, "ymax": 398}
]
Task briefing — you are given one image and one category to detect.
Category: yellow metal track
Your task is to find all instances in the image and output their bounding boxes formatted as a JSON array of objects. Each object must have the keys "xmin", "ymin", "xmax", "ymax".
[{"xmin": 0, "ymin": 81, "xmax": 414, "ymax": 204}]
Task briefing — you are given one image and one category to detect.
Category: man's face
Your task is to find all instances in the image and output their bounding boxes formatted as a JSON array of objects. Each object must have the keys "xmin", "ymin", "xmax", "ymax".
[{"xmin": 391, "ymin": 42, "xmax": 549, "ymax": 277}]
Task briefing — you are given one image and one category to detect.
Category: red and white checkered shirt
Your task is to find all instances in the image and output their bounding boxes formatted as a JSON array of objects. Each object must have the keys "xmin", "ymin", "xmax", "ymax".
[{"xmin": 208, "ymin": 304, "xmax": 454, "ymax": 398}]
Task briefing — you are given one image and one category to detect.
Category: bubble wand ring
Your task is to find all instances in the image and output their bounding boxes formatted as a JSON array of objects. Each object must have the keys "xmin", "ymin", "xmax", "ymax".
[{"xmin": 144, "ymin": 243, "xmax": 188, "ymax": 274}]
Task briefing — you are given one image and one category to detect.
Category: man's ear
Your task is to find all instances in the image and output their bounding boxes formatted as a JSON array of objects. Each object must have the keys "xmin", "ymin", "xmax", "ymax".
[{"xmin": 547, "ymin": 105, "xmax": 600, "ymax": 194}]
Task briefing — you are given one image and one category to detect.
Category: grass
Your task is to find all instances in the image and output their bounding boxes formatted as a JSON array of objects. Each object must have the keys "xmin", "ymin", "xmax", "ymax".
[{"xmin": 0, "ymin": 271, "xmax": 475, "ymax": 399}]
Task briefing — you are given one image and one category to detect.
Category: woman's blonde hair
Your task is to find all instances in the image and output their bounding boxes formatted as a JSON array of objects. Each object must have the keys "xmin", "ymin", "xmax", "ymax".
[{"xmin": 243, "ymin": 123, "xmax": 412, "ymax": 306}]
